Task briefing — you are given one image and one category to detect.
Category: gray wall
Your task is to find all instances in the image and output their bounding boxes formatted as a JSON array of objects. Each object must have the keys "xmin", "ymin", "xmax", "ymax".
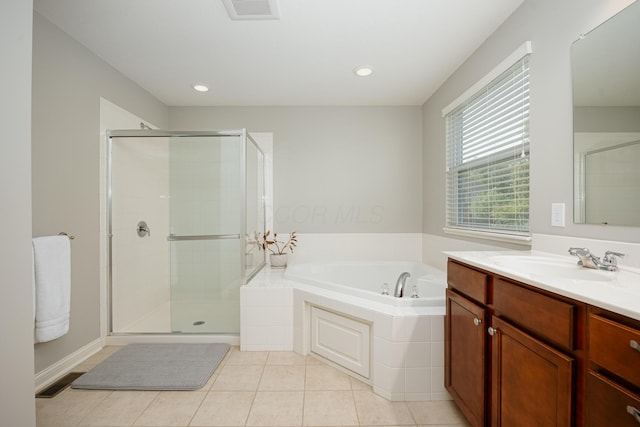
[
  {"xmin": 0, "ymin": 0, "xmax": 36, "ymax": 425},
  {"xmin": 32, "ymin": 12, "xmax": 168, "ymax": 372},
  {"xmin": 170, "ymin": 106, "xmax": 423, "ymax": 233},
  {"xmin": 422, "ymin": 0, "xmax": 640, "ymax": 244},
  {"xmin": 574, "ymin": 106, "xmax": 640, "ymax": 132}
]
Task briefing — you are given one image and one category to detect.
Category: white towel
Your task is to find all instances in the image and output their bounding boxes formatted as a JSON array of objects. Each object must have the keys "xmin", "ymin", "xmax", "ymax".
[{"xmin": 33, "ymin": 236, "xmax": 71, "ymax": 343}]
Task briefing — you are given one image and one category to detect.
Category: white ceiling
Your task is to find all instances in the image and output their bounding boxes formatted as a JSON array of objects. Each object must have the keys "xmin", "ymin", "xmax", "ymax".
[{"xmin": 34, "ymin": 0, "xmax": 524, "ymax": 107}]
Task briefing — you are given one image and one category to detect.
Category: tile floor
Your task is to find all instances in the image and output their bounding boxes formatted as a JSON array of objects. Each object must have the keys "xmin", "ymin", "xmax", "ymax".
[{"xmin": 36, "ymin": 346, "xmax": 470, "ymax": 427}]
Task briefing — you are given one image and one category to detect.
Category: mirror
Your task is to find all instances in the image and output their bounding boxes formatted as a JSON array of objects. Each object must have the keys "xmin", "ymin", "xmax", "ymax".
[{"xmin": 572, "ymin": 1, "xmax": 640, "ymax": 226}]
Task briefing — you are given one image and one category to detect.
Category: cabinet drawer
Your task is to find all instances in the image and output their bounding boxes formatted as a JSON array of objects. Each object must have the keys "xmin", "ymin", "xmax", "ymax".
[
  {"xmin": 590, "ymin": 314, "xmax": 640, "ymax": 386},
  {"xmin": 587, "ymin": 371, "xmax": 640, "ymax": 427},
  {"xmin": 493, "ymin": 278, "xmax": 576, "ymax": 350},
  {"xmin": 447, "ymin": 260, "xmax": 488, "ymax": 304}
]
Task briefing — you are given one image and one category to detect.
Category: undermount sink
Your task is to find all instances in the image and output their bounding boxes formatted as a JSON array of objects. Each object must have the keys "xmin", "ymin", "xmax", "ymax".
[{"xmin": 490, "ymin": 255, "xmax": 619, "ymax": 282}]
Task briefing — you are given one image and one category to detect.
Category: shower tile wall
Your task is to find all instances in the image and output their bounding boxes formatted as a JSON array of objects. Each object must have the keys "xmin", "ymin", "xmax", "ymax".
[
  {"xmin": 111, "ymin": 138, "xmax": 170, "ymax": 332},
  {"xmin": 169, "ymin": 137, "xmax": 242, "ymax": 333}
]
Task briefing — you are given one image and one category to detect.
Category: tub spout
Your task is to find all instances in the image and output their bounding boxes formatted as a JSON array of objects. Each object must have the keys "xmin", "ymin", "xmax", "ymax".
[{"xmin": 394, "ymin": 272, "xmax": 411, "ymax": 298}]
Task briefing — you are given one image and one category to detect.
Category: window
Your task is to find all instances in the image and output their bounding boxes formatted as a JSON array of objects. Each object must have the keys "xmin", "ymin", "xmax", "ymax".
[{"xmin": 444, "ymin": 43, "xmax": 531, "ymax": 243}]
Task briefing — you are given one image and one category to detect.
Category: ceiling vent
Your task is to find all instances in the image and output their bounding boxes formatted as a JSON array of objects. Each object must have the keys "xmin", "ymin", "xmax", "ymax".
[{"xmin": 222, "ymin": 0, "xmax": 280, "ymax": 20}]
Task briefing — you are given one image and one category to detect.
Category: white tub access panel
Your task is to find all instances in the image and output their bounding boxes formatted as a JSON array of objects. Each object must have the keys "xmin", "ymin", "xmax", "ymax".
[{"xmin": 310, "ymin": 306, "xmax": 370, "ymax": 378}]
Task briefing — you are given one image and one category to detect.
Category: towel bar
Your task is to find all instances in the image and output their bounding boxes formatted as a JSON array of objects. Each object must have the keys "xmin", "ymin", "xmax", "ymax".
[{"xmin": 58, "ymin": 232, "xmax": 75, "ymax": 240}]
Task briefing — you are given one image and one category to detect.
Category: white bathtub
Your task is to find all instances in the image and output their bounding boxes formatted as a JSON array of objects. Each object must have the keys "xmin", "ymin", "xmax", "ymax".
[
  {"xmin": 284, "ymin": 261, "xmax": 446, "ymax": 307},
  {"xmin": 242, "ymin": 260, "xmax": 450, "ymax": 401}
]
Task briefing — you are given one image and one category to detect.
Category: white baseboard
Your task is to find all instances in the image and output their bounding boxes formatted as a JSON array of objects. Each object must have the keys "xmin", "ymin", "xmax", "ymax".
[{"xmin": 34, "ymin": 337, "xmax": 104, "ymax": 393}]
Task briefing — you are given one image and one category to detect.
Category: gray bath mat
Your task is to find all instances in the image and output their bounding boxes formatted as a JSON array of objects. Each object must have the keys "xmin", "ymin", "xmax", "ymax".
[{"xmin": 71, "ymin": 343, "xmax": 229, "ymax": 391}]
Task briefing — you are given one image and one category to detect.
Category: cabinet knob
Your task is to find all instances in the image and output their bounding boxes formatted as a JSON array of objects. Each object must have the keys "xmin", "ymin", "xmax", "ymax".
[
  {"xmin": 626, "ymin": 405, "xmax": 640, "ymax": 423},
  {"xmin": 631, "ymin": 340, "xmax": 640, "ymax": 353},
  {"xmin": 488, "ymin": 327, "xmax": 497, "ymax": 336},
  {"xmin": 473, "ymin": 317, "xmax": 482, "ymax": 326}
]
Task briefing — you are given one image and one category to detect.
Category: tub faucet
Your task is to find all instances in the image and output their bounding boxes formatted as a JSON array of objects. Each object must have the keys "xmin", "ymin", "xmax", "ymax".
[
  {"xmin": 568, "ymin": 247, "xmax": 625, "ymax": 271},
  {"xmin": 394, "ymin": 272, "xmax": 411, "ymax": 298}
]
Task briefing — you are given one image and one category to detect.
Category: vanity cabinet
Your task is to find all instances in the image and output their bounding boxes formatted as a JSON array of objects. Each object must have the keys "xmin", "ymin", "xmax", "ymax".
[
  {"xmin": 445, "ymin": 259, "xmax": 584, "ymax": 427},
  {"xmin": 490, "ymin": 315, "xmax": 573, "ymax": 426},
  {"xmin": 586, "ymin": 308, "xmax": 640, "ymax": 426},
  {"xmin": 445, "ymin": 288, "xmax": 487, "ymax": 426}
]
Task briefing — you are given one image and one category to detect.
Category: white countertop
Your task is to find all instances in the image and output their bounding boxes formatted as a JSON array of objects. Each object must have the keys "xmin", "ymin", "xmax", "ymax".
[{"xmin": 445, "ymin": 250, "xmax": 640, "ymax": 321}]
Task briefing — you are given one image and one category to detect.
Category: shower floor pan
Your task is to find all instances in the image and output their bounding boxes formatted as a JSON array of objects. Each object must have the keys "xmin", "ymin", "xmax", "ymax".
[{"xmin": 115, "ymin": 301, "xmax": 239, "ymax": 334}]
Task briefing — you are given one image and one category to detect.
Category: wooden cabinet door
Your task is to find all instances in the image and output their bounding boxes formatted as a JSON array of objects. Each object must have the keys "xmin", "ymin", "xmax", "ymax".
[
  {"xmin": 587, "ymin": 371, "xmax": 640, "ymax": 427},
  {"xmin": 446, "ymin": 289, "xmax": 487, "ymax": 427},
  {"xmin": 490, "ymin": 316, "xmax": 574, "ymax": 427}
]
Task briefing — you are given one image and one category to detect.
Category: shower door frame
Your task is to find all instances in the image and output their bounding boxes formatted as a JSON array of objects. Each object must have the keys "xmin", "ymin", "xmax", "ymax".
[{"xmin": 106, "ymin": 128, "xmax": 266, "ymax": 335}]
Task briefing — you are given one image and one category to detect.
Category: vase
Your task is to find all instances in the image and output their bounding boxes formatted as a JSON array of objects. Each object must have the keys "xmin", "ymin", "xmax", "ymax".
[{"xmin": 270, "ymin": 254, "xmax": 288, "ymax": 269}]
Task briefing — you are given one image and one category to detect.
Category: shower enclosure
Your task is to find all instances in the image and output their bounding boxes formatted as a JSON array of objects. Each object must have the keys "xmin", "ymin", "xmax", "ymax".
[{"xmin": 107, "ymin": 129, "xmax": 265, "ymax": 334}]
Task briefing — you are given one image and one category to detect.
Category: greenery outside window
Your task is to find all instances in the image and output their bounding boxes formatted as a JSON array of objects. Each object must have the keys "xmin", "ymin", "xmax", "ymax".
[{"xmin": 443, "ymin": 42, "xmax": 532, "ymax": 243}]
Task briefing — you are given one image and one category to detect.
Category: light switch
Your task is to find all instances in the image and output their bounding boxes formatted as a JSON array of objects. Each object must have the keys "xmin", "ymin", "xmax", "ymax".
[{"xmin": 551, "ymin": 203, "xmax": 565, "ymax": 227}]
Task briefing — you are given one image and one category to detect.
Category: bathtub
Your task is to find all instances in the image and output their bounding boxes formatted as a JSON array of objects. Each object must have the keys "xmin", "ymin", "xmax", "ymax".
[
  {"xmin": 242, "ymin": 260, "xmax": 449, "ymax": 401},
  {"xmin": 284, "ymin": 261, "xmax": 446, "ymax": 307}
]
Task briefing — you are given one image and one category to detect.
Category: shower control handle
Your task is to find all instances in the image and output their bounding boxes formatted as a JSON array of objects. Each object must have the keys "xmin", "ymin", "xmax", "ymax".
[{"xmin": 137, "ymin": 221, "xmax": 150, "ymax": 237}]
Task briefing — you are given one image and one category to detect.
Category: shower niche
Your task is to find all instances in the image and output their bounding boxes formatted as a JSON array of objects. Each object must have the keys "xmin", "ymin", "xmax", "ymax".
[{"xmin": 107, "ymin": 130, "xmax": 266, "ymax": 335}]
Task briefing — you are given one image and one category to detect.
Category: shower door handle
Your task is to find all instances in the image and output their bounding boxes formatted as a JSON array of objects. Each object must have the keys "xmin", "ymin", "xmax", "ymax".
[
  {"xmin": 167, "ymin": 234, "xmax": 241, "ymax": 241},
  {"xmin": 137, "ymin": 221, "xmax": 150, "ymax": 237}
]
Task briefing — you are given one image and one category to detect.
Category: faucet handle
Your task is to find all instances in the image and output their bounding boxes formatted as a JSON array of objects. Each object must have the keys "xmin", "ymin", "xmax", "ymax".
[
  {"xmin": 568, "ymin": 247, "xmax": 591, "ymax": 267},
  {"xmin": 568, "ymin": 247, "xmax": 589, "ymax": 256},
  {"xmin": 603, "ymin": 251, "xmax": 625, "ymax": 265}
]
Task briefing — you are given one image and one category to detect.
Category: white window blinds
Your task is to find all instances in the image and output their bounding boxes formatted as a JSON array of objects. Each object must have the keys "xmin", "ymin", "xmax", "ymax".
[{"xmin": 445, "ymin": 52, "xmax": 530, "ymax": 239}]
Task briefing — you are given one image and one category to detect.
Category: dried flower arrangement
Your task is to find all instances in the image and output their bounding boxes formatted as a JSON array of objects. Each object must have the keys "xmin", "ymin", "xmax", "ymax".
[{"xmin": 261, "ymin": 230, "xmax": 298, "ymax": 255}]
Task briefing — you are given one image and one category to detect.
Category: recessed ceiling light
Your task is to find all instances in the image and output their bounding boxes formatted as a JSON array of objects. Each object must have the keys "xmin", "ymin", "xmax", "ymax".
[
  {"xmin": 354, "ymin": 66, "xmax": 374, "ymax": 77},
  {"xmin": 192, "ymin": 84, "xmax": 209, "ymax": 92}
]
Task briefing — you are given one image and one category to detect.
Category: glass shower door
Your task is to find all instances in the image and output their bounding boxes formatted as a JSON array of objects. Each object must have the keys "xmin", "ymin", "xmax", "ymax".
[
  {"xmin": 108, "ymin": 129, "xmax": 264, "ymax": 335},
  {"xmin": 168, "ymin": 135, "xmax": 242, "ymax": 333}
]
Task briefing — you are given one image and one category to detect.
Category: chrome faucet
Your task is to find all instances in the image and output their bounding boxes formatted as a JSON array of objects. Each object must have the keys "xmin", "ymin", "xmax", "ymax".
[
  {"xmin": 394, "ymin": 272, "xmax": 411, "ymax": 297},
  {"xmin": 568, "ymin": 247, "xmax": 625, "ymax": 272}
]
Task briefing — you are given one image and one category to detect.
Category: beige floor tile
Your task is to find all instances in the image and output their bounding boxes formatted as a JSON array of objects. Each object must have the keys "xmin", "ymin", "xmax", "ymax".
[
  {"xmin": 224, "ymin": 350, "xmax": 268, "ymax": 365},
  {"xmin": 353, "ymin": 390, "xmax": 415, "ymax": 426},
  {"xmin": 210, "ymin": 365, "xmax": 264, "ymax": 391},
  {"xmin": 36, "ymin": 389, "xmax": 111, "ymax": 427},
  {"xmin": 259, "ymin": 365, "xmax": 306, "ymax": 391},
  {"xmin": 305, "ymin": 364, "xmax": 352, "ymax": 390},
  {"xmin": 350, "ymin": 376, "xmax": 372, "ymax": 390},
  {"xmin": 267, "ymin": 351, "xmax": 306, "ymax": 365},
  {"xmin": 200, "ymin": 368, "xmax": 220, "ymax": 390},
  {"xmin": 218, "ymin": 345, "xmax": 239, "ymax": 365},
  {"xmin": 190, "ymin": 391, "xmax": 255, "ymax": 426},
  {"xmin": 245, "ymin": 391, "xmax": 304, "ymax": 426},
  {"xmin": 213, "ymin": 346, "xmax": 234, "ymax": 370},
  {"xmin": 303, "ymin": 390, "xmax": 359, "ymax": 426},
  {"xmin": 79, "ymin": 390, "xmax": 158, "ymax": 426},
  {"xmin": 132, "ymin": 391, "xmax": 206, "ymax": 426},
  {"xmin": 407, "ymin": 400, "xmax": 469, "ymax": 425},
  {"xmin": 40, "ymin": 348, "xmax": 471, "ymax": 427},
  {"xmin": 305, "ymin": 355, "xmax": 324, "ymax": 365}
]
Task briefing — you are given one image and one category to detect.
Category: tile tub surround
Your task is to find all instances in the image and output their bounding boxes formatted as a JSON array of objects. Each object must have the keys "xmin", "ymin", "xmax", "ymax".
[
  {"xmin": 241, "ymin": 268, "xmax": 449, "ymax": 401},
  {"xmin": 240, "ymin": 268, "xmax": 295, "ymax": 352}
]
